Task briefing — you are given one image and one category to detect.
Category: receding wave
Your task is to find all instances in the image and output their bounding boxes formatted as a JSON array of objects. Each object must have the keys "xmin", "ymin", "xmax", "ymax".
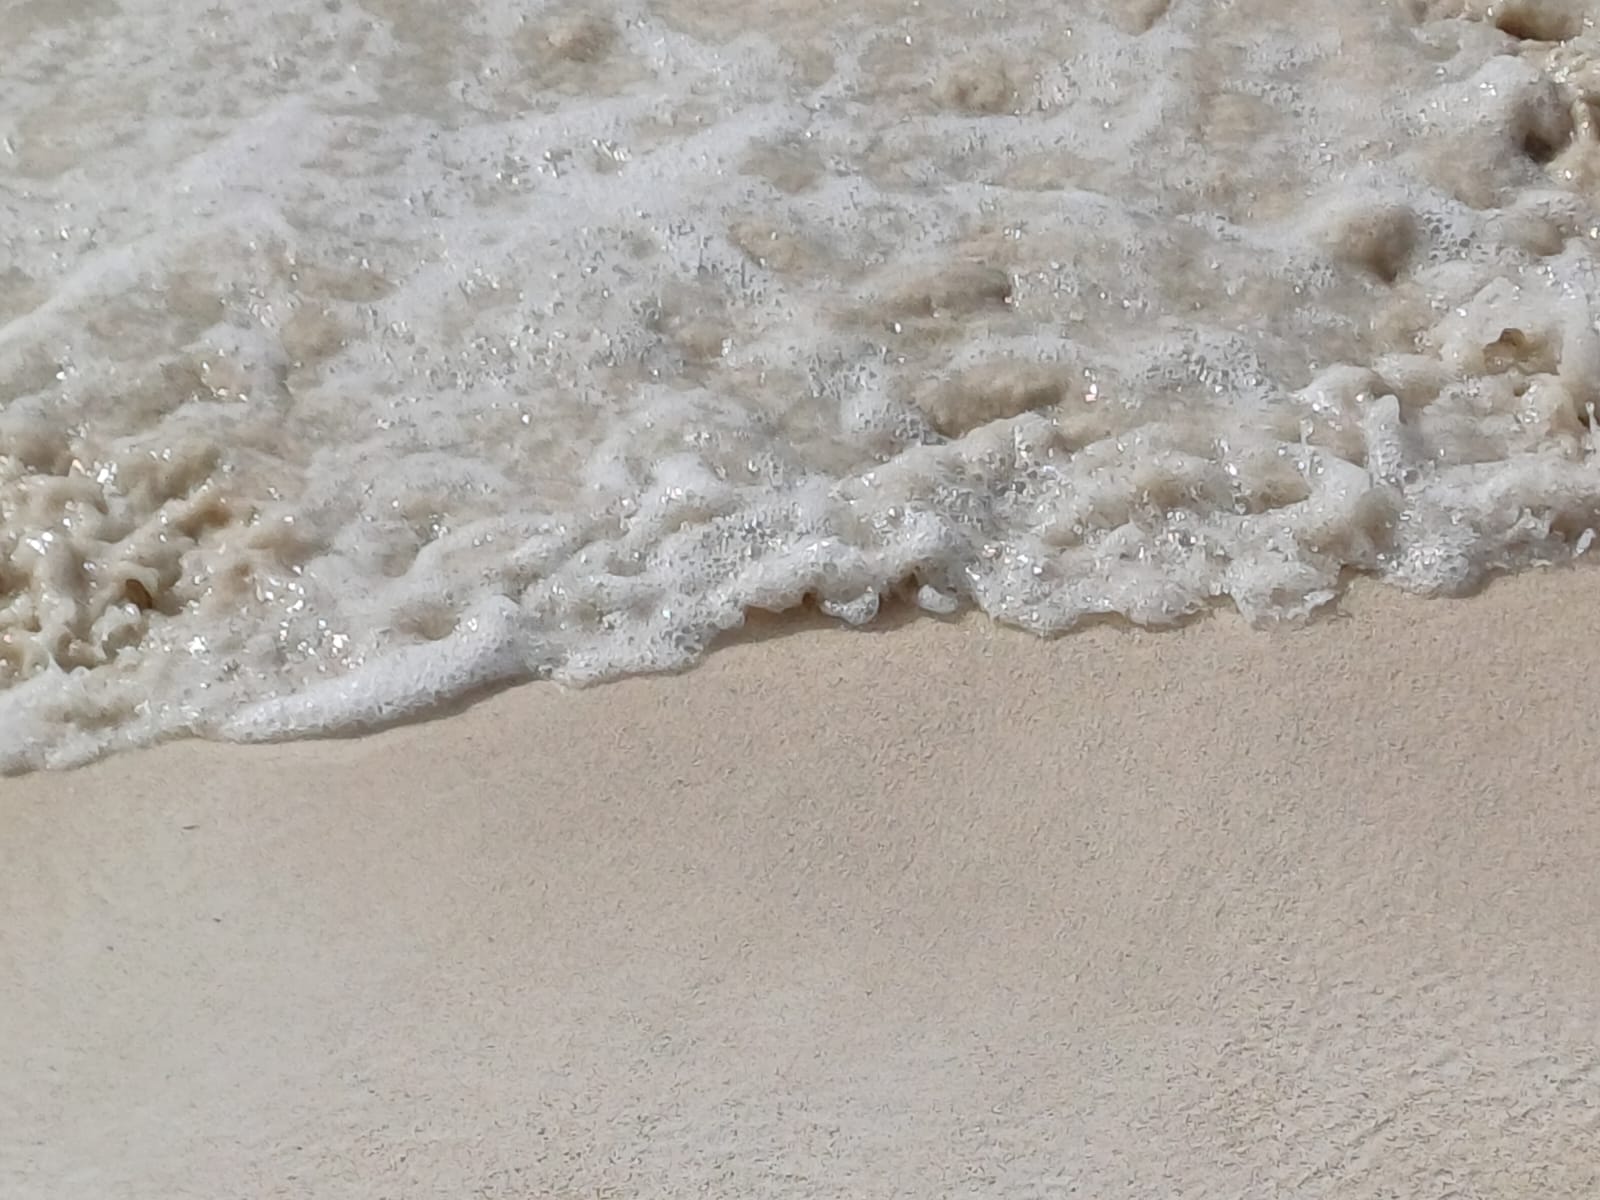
[{"xmin": 3, "ymin": 0, "xmax": 1600, "ymax": 769}]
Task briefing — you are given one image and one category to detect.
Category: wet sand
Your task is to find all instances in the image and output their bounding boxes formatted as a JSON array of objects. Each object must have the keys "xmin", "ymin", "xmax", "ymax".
[{"xmin": 4, "ymin": 570, "xmax": 1599, "ymax": 1198}]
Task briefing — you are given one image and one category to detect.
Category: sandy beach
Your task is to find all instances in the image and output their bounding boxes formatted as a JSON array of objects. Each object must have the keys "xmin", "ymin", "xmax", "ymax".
[
  {"xmin": 7, "ymin": 2, "xmax": 1600, "ymax": 1194},
  {"xmin": 4, "ymin": 570, "xmax": 1600, "ymax": 1199}
]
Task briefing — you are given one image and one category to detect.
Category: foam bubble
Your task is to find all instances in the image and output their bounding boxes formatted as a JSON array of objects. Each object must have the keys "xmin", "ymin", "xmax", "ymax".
[{"xmin": 3, "ymin": 0, "xmax": 1600, "ymax": 769}]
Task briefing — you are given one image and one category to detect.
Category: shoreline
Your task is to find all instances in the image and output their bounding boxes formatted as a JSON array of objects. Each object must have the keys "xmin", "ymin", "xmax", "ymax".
[{"xmin": 4, "ymin": 568, "xmax": 1599, "ymax": 1198}]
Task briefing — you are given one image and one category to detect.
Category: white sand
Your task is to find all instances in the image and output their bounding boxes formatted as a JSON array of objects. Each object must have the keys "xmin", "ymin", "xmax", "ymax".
[{"xmin": 4, "ymin": 571, "xmax": 1600, "ymax": 1198}]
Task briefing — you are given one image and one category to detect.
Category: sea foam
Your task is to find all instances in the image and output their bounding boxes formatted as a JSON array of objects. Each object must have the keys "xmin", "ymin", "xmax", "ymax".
[{"xmin": 3, "ymin": 0, "xmax": 1600, "ymax": 769}]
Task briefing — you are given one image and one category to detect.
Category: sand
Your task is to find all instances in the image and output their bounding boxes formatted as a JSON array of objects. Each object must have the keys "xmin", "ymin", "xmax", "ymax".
[{"xmin": 3, "ymin": 570, "xmax": 1599, "ymax": 1199}]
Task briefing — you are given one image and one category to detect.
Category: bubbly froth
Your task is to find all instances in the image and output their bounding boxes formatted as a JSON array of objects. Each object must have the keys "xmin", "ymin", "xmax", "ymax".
[{"xmin": 3, "ymin": 0, "xmax": 1600, "ymax": 768}]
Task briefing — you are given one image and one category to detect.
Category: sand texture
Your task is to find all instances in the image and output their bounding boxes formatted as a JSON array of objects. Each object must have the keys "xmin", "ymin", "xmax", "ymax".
[{"xmin": 4, "ymin": 571, "xmax": 1600, "ymax": 1198}]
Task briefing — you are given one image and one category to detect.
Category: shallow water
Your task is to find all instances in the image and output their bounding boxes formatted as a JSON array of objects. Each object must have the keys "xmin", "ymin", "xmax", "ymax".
[{"xmin": 3, "ymin": 0, "xmax": 1600, "ymax": 769}]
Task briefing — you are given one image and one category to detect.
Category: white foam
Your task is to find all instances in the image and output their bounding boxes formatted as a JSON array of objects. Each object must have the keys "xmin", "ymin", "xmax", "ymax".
[{"xmin": 3, "ymin": 0, "xmax": 1600, "ymax": 769}]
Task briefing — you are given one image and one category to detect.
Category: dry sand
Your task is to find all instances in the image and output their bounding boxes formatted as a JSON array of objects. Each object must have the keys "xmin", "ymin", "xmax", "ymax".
[{"xmin": 3, "ymin": 570, "xmax": 1599, "ymax": 1199}]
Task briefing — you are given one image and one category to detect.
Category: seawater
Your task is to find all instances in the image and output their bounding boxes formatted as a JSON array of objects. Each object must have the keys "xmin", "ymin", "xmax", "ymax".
[{"xmin": 3, "ymin": 0, "xmax": 1600, "ymax": 770}]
